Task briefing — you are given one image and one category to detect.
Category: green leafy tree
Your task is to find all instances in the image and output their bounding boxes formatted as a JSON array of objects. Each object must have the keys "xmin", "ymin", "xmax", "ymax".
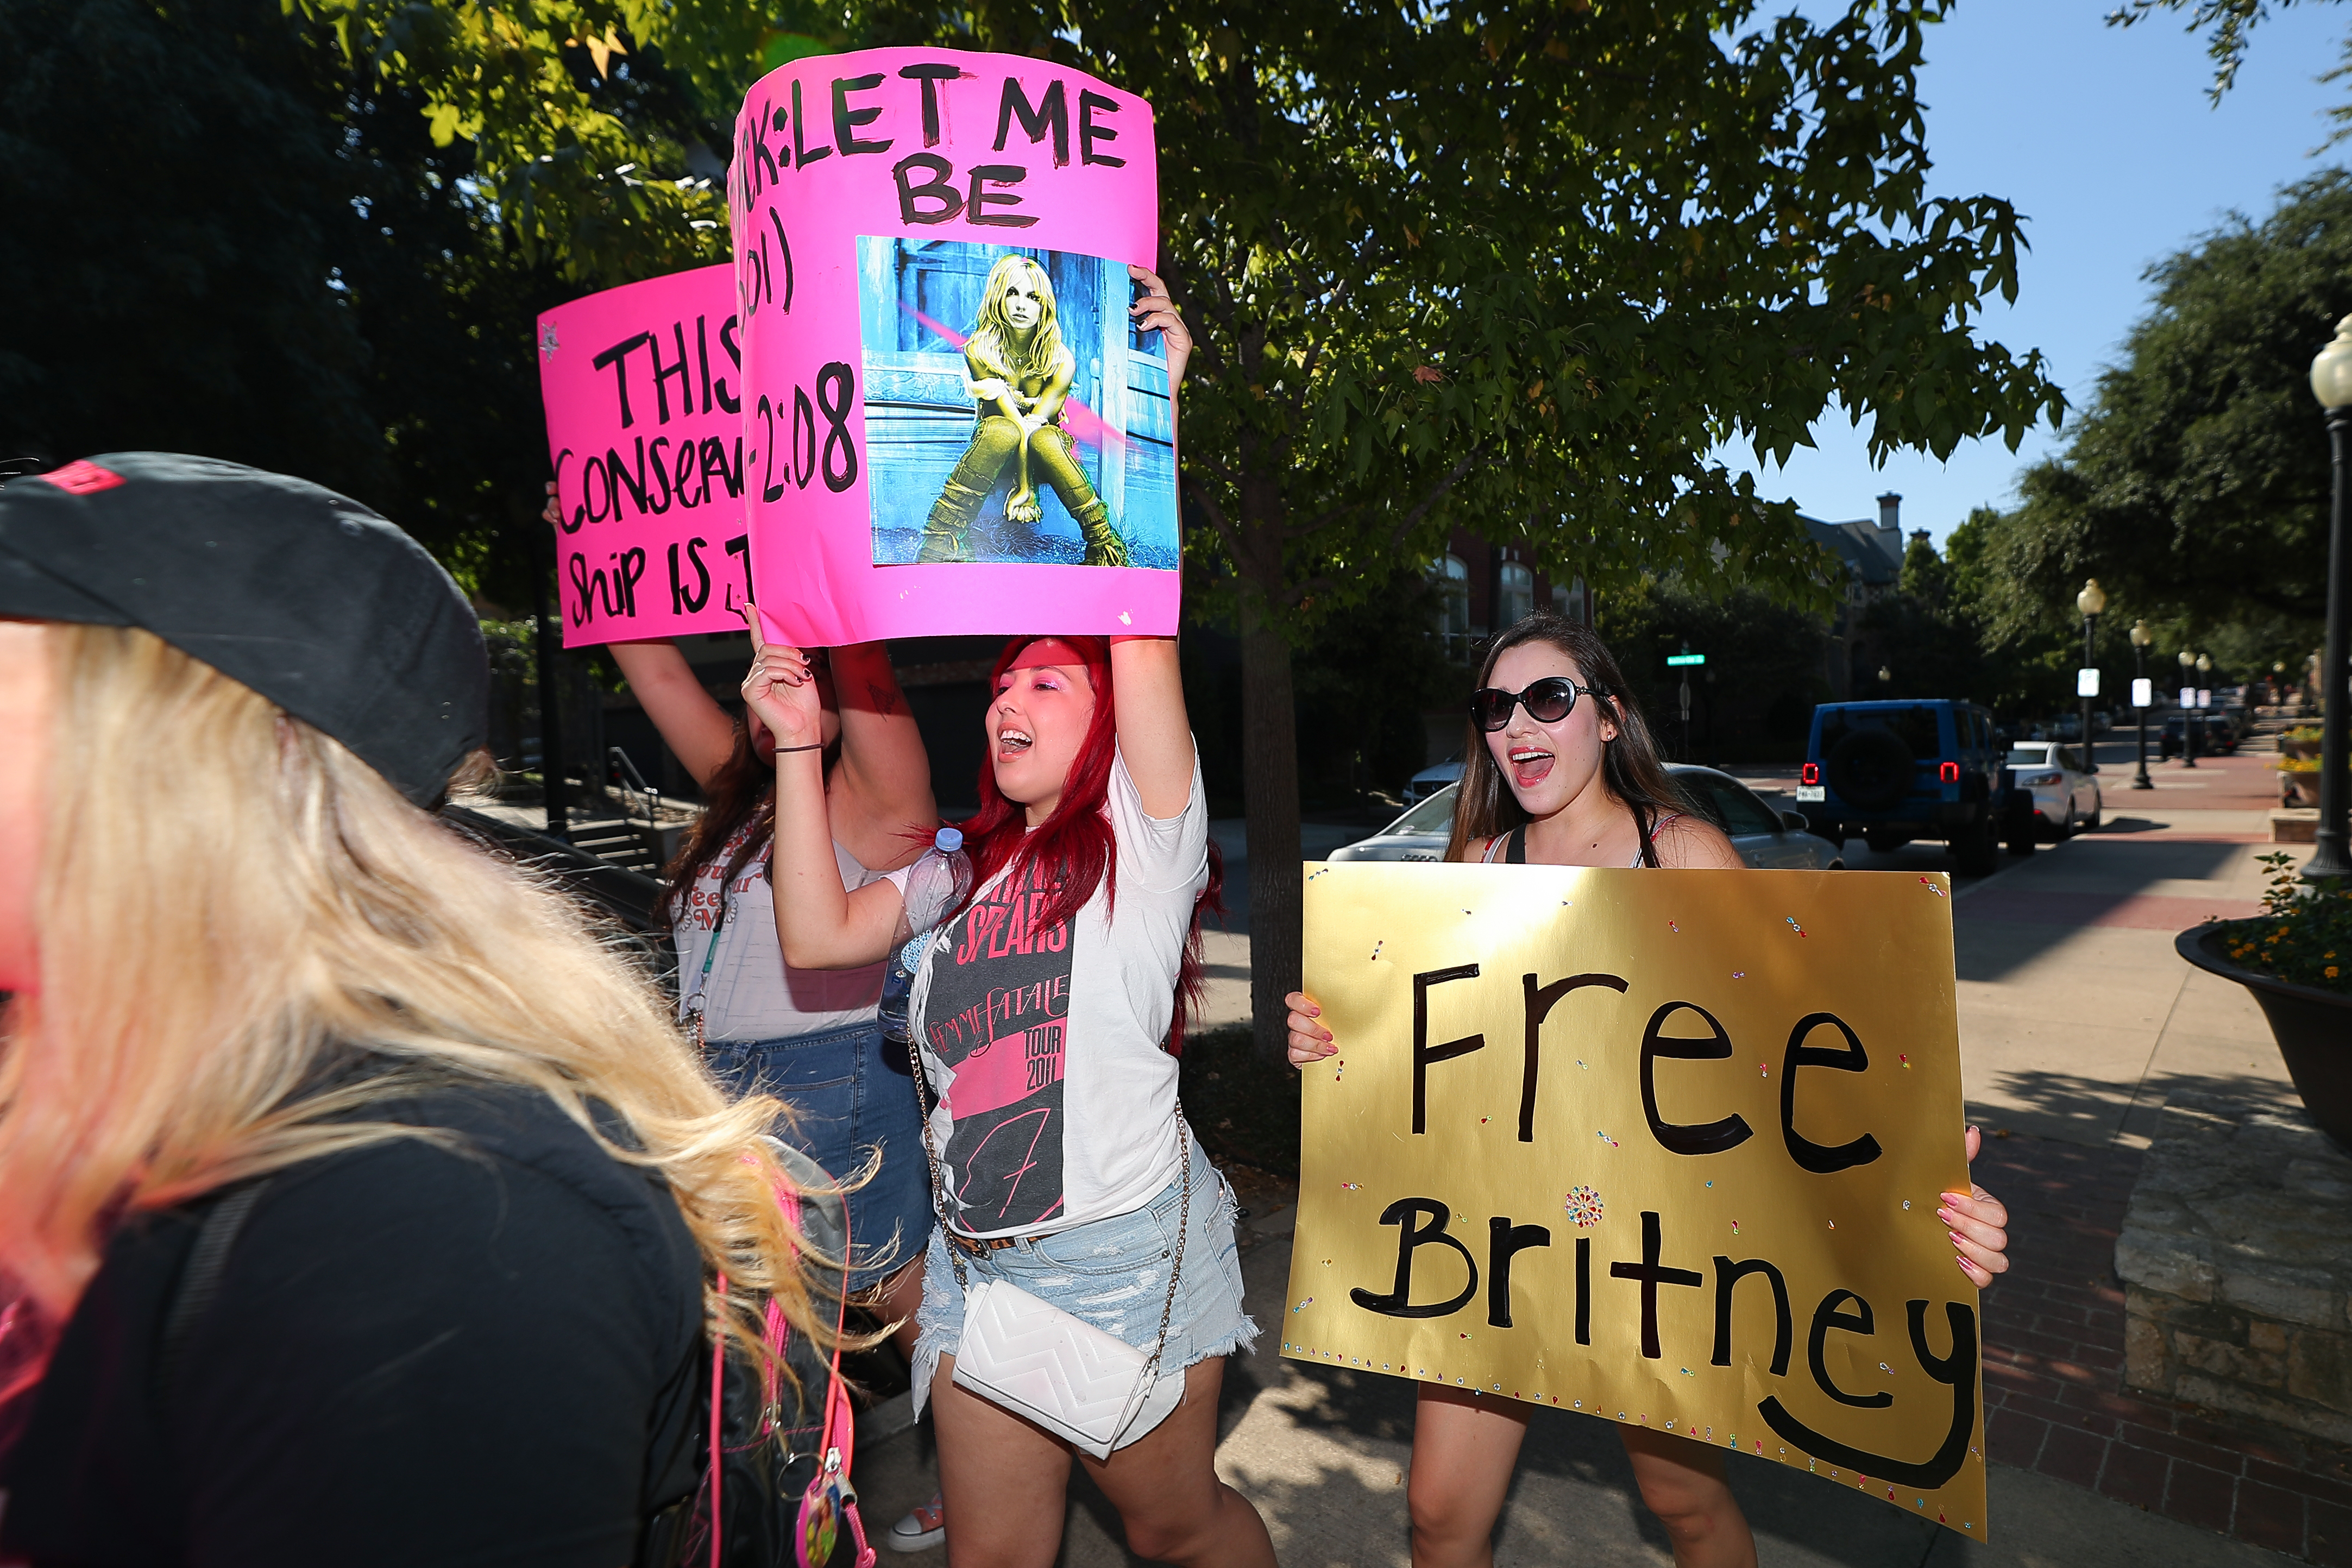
[
  {"xmin": 1598, "ymin": 581, "xmax": 1829, "ymax": 760},
  {"xmin": 138, "ymin": 1, "xmax": 2063, "ymax": 1054},
  {"xmin": 0, "ymin": 0, "xmax": 381, "ymax": 487},
  {"xmin": 854, "ymin": 0, "xmax": 2060, "ymax": 1052},
  {"xmin": 284, "ymin": 0, "xmax": 785, "ymax": 282},
  {"xmin": 0, "ymin": 0, "xmax": 581, "ymax": 608},
  {"xmin": 1968, "ymin": 169, "xmax": 2348, "ymax": 656},
  {"xmin": 1931, "ymin": 509, "xmax": 2076, "ymax": 717}
]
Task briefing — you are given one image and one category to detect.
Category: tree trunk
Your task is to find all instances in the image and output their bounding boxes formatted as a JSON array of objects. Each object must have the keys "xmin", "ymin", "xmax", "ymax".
[{"xmin": 1238, "ymin": 589, "xmax": 1302, "ymax": 1061}]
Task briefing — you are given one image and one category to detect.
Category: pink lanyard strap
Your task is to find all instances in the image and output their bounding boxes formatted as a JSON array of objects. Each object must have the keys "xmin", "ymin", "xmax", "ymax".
[{"xmin": 707, "ymin": 1175, "xmax": 874, "ymax": 1568}]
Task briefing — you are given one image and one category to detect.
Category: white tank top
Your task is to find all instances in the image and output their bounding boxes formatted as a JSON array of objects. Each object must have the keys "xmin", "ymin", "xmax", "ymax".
[{"xmin": 675, "ymin": 822, "xmax": 891, "ymax": 1041}]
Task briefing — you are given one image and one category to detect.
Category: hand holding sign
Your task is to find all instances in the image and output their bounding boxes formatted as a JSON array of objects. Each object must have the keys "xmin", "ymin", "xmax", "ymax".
[
  {"xmin": 1128, "ymin": 265, "xmax": 1190, "ymax": 392},
  {"xmin": 1945, "ymin": 1126, "xmax": 2010, "ymax": 1289},
  {"xmin": 737, "ymin": 606, "xmax": 826, "ymax": 751}
]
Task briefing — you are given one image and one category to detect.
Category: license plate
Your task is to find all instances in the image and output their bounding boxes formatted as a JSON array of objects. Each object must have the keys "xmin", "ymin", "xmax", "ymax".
[{"xmin": 1796, "ymin": 785, "xmax": 1825, "ymax": 802}]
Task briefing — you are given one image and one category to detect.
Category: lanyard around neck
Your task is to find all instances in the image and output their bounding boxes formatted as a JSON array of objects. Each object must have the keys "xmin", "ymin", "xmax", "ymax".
[{"xmin": 686, "ymin": 844, "xmax": 768, "ymax": 1018}]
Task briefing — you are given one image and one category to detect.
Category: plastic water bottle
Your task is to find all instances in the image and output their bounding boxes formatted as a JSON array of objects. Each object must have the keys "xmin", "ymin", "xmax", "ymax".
[{"xmin": 878, "ymin": 826, "xmax": 971, "ymax": 1046}]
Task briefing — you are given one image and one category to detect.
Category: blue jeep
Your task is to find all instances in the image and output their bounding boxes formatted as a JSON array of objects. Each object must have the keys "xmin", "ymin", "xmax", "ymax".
[{"xmin": 1794, "ymin": 700, "xmax": 2026, "ymax": 876}]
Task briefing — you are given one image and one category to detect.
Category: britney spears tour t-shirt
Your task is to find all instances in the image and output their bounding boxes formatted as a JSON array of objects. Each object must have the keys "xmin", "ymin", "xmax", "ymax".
[{"xmin": 904, "ymin": 747, "xmax": 1208, "ymax": 1239}]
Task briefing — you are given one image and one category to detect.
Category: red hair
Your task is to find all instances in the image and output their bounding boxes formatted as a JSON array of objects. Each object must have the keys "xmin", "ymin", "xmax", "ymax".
[{"xmin": 958, "ymin": 635, "xmax": 1223, "ymax": 1054}]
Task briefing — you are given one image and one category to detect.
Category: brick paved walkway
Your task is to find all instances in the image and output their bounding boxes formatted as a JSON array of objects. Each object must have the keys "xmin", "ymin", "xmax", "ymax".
[{"xmin": 1976, "ymin": 1130, "xmax": 2352, "ymax": 1563}]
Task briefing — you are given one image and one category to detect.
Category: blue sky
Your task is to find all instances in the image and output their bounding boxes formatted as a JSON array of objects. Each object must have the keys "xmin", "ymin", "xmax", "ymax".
[{"xmin": 1715, "ymin": 0, "xmax": 2348, "ymax": 543}]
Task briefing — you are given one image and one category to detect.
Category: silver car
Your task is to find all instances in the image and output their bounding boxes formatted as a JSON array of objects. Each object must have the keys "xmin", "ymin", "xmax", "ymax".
[
  {"xmin": 1328, "ymin": 766, "xmax": 1846, "ymax": 868},
  {"xmin": 1403, "ymin": 755, "xmax": 1464, "ymax": 805}
]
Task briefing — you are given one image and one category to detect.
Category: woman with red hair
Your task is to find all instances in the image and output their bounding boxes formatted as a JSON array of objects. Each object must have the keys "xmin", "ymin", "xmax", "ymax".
[{"xmin": 759, "ymin": 271, "xmax": 1273, "ymax": 1568}]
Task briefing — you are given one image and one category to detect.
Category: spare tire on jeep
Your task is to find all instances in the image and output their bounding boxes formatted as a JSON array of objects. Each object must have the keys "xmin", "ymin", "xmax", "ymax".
[{"xmin": 1826, "ymin": 726, "xmax": 1915, "ymax": 812}]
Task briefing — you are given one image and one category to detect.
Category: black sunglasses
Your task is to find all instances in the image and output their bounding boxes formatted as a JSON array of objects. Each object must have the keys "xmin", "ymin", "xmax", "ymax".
[{"xmin": 1469, "ymin": 676, "xmax": 1611, "ymax": 732}]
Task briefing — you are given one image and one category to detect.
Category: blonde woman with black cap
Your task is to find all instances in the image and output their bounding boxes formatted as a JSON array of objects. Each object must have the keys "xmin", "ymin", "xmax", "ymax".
[{"xmin": 0, "ymin": 455, "xmax": 826, "ymax": 1564}]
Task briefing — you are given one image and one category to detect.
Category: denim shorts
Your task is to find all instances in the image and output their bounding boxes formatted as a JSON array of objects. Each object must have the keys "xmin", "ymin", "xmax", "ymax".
[
  {"xmin": 702, "ymin": 1019, "xmax": 934, "ymax": 1295},
  {"xmin": 910, "ymin": 1137, "xmax": 1259, "ymax": 1447}
]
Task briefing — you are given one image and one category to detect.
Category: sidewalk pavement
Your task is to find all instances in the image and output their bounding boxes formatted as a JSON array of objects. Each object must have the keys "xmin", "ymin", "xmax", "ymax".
[
  {"xmin": 859, "ymin": 1201, "xmax": 2299, "ymax": 1566},
  {"xmin": 864, "ymin": 749, "xmax": 2320, "ymax": 1564},
  {"xmin": 1948, "ymin": 757, "xmax": 2301, "ymax": 1150}
]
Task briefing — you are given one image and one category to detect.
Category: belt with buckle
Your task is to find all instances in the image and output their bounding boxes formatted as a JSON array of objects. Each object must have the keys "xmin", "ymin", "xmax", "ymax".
[{"xmin": 948, "ymin": 1229, "xmax": 1032, "ymax": 1255}]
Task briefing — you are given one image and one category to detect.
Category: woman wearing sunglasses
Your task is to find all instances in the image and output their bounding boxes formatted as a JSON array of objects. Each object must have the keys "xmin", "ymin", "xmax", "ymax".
[{"xmin": 1285, "ymin": 612, "xmax": 2013, "ymax": 1568}]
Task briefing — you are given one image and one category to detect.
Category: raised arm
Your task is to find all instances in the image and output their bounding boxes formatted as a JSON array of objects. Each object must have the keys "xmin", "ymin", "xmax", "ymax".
[
  {"xmin": 738, "ymin": 618, "xmax": 904, "ymax": 971},
  {"xmin": 1108, "ymin": 637, "xmax": 1194, "ymax": 819},
  {"xmin": 823, "ymin": 643, "xmax": 935, "ymax": 873},
  {"xmin": 1108, "ymin": 267, "xmax": 1197, "ymax": 819},
  {"xmin": 608, "ymin": 641, "xmax": 738, "ymax": 789}
]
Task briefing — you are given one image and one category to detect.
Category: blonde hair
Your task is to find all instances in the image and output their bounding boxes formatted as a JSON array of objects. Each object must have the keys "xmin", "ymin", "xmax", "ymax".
[
  {"xmin": 967, "ymin": 253, "xmax": 1067, "ymax": 386},
  {"xmin": 0, "ymin": 624, "xmax": 822, "ymax": 1389}
]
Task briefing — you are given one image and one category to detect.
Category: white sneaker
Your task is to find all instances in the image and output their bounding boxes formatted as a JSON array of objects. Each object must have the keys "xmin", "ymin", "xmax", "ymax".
[{"xmin": 886, "ymin": 1493, "xmax": 945, "ymax": 1554}]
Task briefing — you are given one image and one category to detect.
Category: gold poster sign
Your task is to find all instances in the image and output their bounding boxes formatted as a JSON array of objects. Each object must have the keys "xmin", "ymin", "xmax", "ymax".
[{"xmin": 1284, "ymin": 863, "xmax": 1987, "ymax": 1540}]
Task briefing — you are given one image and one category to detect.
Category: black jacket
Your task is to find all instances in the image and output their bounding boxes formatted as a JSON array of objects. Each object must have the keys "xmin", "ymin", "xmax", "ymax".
[{"xmin": 0, "ymin": 1078, "xmax": 706, "ymax": 1567}]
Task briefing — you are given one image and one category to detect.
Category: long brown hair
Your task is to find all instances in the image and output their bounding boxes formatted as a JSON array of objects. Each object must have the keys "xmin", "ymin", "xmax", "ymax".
[{"xmin": 1443, "ymin": 613, "xmax": 1693, "ymax": 866}]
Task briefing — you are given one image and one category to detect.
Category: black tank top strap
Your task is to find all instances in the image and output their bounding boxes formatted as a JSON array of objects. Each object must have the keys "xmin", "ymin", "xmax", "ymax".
[{"xmin": 1506, "ymin": 824, "xmax": 1528, "ymax": 864}]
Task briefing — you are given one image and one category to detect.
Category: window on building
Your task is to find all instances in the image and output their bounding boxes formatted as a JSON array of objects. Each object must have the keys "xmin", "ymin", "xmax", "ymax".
[
  {"xmin": 1551, "ymin": 576, "xmax": 1589, "ymax": 625},
  {"xmin": 1498, "ymin": 562, "xmax": 1534, "ymax": 627},
  {"xmin": 1433, "ymin": 555, "xmax": 1471, "ymax": 659}
]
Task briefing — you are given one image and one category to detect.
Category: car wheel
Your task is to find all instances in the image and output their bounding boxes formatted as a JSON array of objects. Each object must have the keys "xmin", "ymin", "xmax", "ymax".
[
  {"xmin": 2059, "ymin": 805, "xmax": 2077, "ymax": 839},
  {"xmin": 1863, "ymin": 828, "xmax": 1905, "ymax": 855},
  {"xmin": 2086, "ymin": 799, "xmax": 2102, "ymax": 829},
  {"xmin": 1827, "ymin": 859, "xmax": 1846, "ymax": 870}
]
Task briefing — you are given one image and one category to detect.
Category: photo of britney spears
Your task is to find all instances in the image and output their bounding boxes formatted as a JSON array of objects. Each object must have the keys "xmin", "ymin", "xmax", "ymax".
[{"xmin": 857, "ymin": 238, "xmax": 1179, "ymax": 571}]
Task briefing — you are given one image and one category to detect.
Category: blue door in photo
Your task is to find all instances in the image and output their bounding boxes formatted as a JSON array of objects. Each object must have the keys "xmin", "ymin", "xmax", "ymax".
[{"xmin": 858, "ymin": 236, "xmax": 1177, "ymax": 569}]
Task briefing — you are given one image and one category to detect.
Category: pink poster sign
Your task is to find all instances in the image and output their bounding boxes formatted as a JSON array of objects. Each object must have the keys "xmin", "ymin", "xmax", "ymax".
[
  {"xmin": 728, "ymin": 48, "xmax": 1174, "ymax": 647},
  {"xmin": 538, "ymin": 265, "xmax": 753, "ymax": 647}
]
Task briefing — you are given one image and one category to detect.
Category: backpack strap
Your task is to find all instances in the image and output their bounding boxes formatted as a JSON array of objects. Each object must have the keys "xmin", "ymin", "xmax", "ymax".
[{"xmin": 155, "ymin": 1179, "xmax": 272, "ymax": 1406}]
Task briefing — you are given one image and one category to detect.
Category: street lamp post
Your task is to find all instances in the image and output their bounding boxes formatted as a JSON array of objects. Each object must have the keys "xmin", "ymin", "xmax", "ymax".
[
  {"xmin": 2130, "ymin": 619, "xmax": 2154, "ymax": 789},
  {"xmin": 2197, "ymin": 653, "xmax": 2213, "ymax": 762},
  {"xmin": 2077, "ymin": 579, "xmax": 2106, "ymax": 770},
  {"xmin": 2305, "ymin": 314, "xmax": 2352, "ymax": 880},
  {"xmin": 2178, "ymin": 649, "xmax": 2198, "ymax": 769}
]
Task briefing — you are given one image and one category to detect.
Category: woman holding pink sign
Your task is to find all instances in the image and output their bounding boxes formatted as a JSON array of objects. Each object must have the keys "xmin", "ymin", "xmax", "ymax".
[
  {"xmin": 545, "ymin": 582, "xmax": 940, "ymax": 1345},
  {"xmin": 749, "ymin": 271, "xmax": 1276, "ymax": 1568}
]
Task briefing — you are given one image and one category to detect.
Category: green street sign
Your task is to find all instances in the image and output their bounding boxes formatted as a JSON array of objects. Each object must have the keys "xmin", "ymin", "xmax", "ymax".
[{"xmin": 1666, "ymin": 653, "xmax": 1706, "ymax": 667}]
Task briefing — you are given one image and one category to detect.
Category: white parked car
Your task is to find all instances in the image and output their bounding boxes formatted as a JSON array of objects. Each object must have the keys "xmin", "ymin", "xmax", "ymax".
[
  {"xmin": 1329, "ymin": 768, "xmax": 1845, "ymax": 869},
  {"xmin": 2005, "ymin": 742, "xmax": 2102, "ymax": 839}
]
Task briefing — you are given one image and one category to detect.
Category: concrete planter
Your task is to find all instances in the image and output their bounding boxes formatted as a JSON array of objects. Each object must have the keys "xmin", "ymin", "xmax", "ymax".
[
  {"xmin": 2177, "ymin": 923, "xmax": 2352, "ymax": 1148},
  {"xmin": 2117, "ymin": 1094, "xmax": 2352, "ymax": 1445}
]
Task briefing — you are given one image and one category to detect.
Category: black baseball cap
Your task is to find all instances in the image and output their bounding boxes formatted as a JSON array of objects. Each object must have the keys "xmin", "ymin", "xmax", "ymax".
[{"xmin": 0, "ymin": 453, "xmax": 488, "ymax": 805}]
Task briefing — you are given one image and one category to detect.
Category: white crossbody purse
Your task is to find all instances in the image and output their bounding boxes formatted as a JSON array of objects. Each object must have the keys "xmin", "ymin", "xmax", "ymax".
[{"xmin": 909, "ymin": 1043, "xmax": 1190, "ymax": 1459}]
